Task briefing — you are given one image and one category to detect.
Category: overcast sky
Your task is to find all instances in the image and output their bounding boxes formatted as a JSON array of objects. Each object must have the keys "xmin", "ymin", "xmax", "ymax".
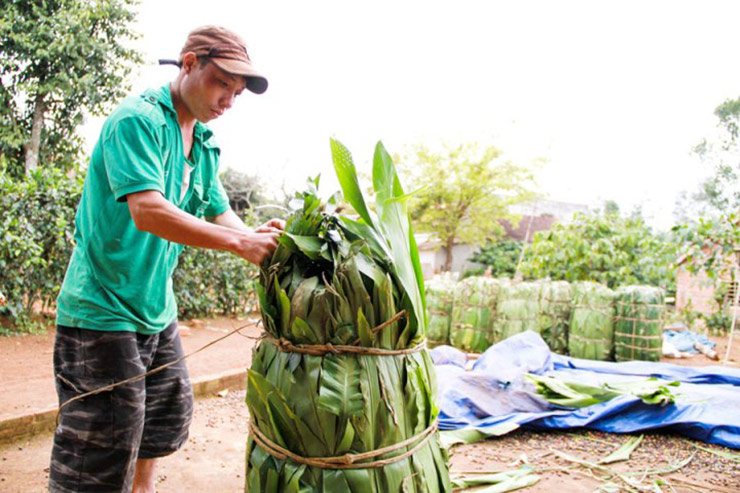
[{"xmin": 81, "ymin": 0, "xmax": 740, "ymax": 230}]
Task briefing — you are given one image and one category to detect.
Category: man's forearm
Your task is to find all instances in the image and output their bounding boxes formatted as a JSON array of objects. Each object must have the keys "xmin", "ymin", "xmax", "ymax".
[
  {"xmin": 128, "ymin": 191, "xmax": 245, "ymax": 252},
  {"xmin": 208, "ymin": 208, "xmax": 251, "ymax": 232}
]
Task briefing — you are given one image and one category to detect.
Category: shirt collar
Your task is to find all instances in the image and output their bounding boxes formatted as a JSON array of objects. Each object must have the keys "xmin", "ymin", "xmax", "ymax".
[{"xmin": 148, "ymin": 84, "xmax": 215, "ymax": 143}]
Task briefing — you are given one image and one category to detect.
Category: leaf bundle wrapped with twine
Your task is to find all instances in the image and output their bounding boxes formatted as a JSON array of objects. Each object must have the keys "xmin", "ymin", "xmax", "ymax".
[
  {"xmin": 425, "ymin": 276, "xmax": 456, "ymax": 347},
  {"xmin": 493, "ymin": 281, "xmax": 542, "ymax": 342},
  {"xmin": 245, "ymin": 140, "xmax": 451, "ymax": 492},
  {"xmin": 538, "ymin": 280, "xmax": 572, "ymax": 354},
  {"xmin": 614, "ymin": 285, "xmax": 665, "ymax": 362},
  {"xmin": 568, "ymin": 281, "xmax": 616, "ymax": 361},
  {"xmin": 449, "ymin": 277, "xmax": 506, "ymax": 352}
]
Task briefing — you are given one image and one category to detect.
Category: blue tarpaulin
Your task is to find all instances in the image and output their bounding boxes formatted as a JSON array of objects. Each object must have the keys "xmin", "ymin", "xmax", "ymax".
[
  {"xmin": 663, "ymin": 329, "xmax": 715, "ymax": 354},
  {"xmin": 432, "ymin": 331, "xmax": 740, "ymax": 449}
]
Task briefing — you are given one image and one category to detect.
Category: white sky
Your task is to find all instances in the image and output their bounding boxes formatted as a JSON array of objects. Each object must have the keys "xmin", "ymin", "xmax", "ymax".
[{"xmin": 81, "ymin": 0, "xmax": 740, "ymax": 230}]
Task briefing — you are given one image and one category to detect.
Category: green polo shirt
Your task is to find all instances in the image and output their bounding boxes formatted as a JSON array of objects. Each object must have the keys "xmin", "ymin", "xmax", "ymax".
[{"xmin": 56, "ymin": 84, "xmax": 230, "ymax": 334}]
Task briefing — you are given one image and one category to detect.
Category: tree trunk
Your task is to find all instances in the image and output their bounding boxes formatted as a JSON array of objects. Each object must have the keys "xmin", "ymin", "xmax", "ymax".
[
  {"xmin": 24, "ymin": 92, "xmax": 46, "ymax": 175},
  {"xmin": 443, "ymin": 237, "xmax": 455, "ymax": 272}
]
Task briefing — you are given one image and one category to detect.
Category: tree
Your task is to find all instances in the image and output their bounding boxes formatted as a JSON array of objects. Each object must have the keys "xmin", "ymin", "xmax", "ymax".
[
  {"xmin": 676, "ymin": 96, "xmax": 740, "ymax": 221},
  {"xmin": 673, "ymin": 211, "xmax": 740, "ymax": 282},
  {"xmin": 520, "ymin": 206, "xmax": 678, "ymax": 291},
  {"xmin": 398, "ymin": 142, "xmax": 538, "ymax": 271},
  {"xmin": 468, "ymin": 238, "xmax": 523, "ymax": 277},
  {"xmin": 0, "ymin": 0, "xmax": 141, "ymax": 177}
]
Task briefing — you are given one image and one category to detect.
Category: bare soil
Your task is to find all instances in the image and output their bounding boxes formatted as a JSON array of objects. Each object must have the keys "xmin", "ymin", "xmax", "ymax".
[
  {"xmin": 2, "ymin": 390, "xmax": 738, "ymax": 492},
  {"xmin": 0, "ymin": 316, "xmax": 260, "ymax": 421}
]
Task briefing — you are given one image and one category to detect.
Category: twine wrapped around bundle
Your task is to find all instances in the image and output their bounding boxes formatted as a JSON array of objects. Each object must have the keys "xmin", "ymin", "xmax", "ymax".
[{"xmin": 614, "ymin": 286, "xmax": 665, "ymax": 362}]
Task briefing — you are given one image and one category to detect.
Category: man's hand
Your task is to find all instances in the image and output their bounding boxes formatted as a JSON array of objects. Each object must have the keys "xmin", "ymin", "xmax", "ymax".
[
  {"xmin": 232, "ymin": 229, "xmax": 281, "ymax": 265},
  {"xmin": 255, "ymin": 218, "xmax": 286, "ymax": 233}
]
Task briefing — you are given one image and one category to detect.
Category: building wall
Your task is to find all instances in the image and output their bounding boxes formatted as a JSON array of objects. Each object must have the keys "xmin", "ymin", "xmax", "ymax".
[
  {"xmin": 676, "ymin": 265, "xmax": 740, "ymax": 315},
  {"xmin": 675, "ymin": 269, "xmax": 717, "ymax": 314}
]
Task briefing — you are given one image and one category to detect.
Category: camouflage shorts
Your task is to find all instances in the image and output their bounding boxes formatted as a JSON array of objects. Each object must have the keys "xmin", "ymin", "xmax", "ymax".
[{"xmin": 49, "ymin": 321, "xmax": 193, "ymax": 492}]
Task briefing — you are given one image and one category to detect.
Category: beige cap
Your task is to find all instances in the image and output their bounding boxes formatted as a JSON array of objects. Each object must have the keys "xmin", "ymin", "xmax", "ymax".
[{"xmin": 179, "ymin": 25, "xmax": 268, "ymax": 95}]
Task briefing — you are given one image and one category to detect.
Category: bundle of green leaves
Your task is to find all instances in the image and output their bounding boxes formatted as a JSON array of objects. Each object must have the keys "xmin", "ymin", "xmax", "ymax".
[
  {"xmin": 526, "ymin": 374, "xmax": 679, "ymax": 408},
  {"xmin": 245, "ymin": 140, "xmax": 450, "ymax": 492},
  {"xmin": 614, "ymin": 286, "xmax": 665, "ymax": 362},
  {"xmin": 449, "ymin": 277, "xmax": 506, "ymax": 352},
  {"xmin": 537, "ymin": 280, "xmax": 572, "ymax": 354},
  {"xmin": 425, "ymin": 276, "xmax": 457, "ymax": 347},
  {"xmin": 568, "ymin": 281, "xmax": 616, "ymax": 361}
]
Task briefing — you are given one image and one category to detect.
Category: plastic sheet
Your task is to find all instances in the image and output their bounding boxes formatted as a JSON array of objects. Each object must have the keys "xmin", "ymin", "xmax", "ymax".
[
  {"xmin": 662, "ymin": 329, "xmax": 716, "ymax": 354},
  {"xmin": 433, "ymin": 331, "xmax": 740, "ymax": 449}
]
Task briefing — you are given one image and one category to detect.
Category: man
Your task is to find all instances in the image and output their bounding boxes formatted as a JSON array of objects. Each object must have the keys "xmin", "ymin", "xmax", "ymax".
[{"xmin": 49, "ymin": 26, "xmax": 281, "ymax": 492}]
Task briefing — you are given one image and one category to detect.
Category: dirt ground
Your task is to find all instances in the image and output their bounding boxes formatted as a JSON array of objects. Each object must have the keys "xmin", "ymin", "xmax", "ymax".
[
  {"xmin": 0, "ymin": 318, "xmax": 739, "ymax": 491},
  {"xmin": 2, "ymin": 389, "xmax": 738, "ymax": 492},
  {"xmin": 0, "ymin": 316, "xmax": 261, "ymax": 421}
]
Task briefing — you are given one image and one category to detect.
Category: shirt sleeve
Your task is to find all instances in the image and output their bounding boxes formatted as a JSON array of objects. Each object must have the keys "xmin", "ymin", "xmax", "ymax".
[{"xmin": 103, "ymin": 116, "xmax": 165, "ymax": 202}]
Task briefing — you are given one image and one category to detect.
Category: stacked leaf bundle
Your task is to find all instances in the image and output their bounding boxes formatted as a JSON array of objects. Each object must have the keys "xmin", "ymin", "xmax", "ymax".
[
  {"xmin": 568, "ymin": 281, "xmax": 616, "ymax": 361},
  {"xmin": 493, "ymin": 281, "xmax": 541, "ymax": 343},
  {"xmin": 246, "ymin": 140, "xmax": 450, "ymax": 492},
  {"xmin": 449, "ymin": 277, "xmax": 506, "ymax": 352},
  {"xmin": 614, "ymin": 286, "xmax": 665, "ymax": 362},
  {"xmin": 425, "ymin": 276, "xmax": 457, "ymax": 347},
  {"xmin": 538, "ymin": 281, "xmax": 572, "ymax": 354}
]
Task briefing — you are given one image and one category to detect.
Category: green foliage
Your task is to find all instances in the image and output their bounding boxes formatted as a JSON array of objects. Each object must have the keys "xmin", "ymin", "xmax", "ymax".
[
  {"xmin": 0, "ymin": 167, "xmax": 83, "ymax": 331},
  {"xmin": 520, "ymin": 207, "xmax": 677, "ymax": 290},
  {"xmin": 673, "ymin": 212, "xmax": 739, "ymax": 281},
  {"xmin": 705, "ymin": 310, "xmax": 733, "ymax": 334},
  {"xmin": 460, "ymin": 267, "xmax": 486, "ymax": 280},
  {"xmin": 469, "ymin": 238, "xmax": 523, "ymax": 278},
  {"xmin": 0, "ymin": 0, "xmax": 141, "ymax": 176},
  {"xmin": 398, "ymin": 142, "xmax": 538, "ymax": 271},
  {"xmin": 173, "ymin": 247, "xmax": 259, "ymax": 319},
  {"xmin": 0, "ymin": 168, "xmax": 263, "ymax": 332}
]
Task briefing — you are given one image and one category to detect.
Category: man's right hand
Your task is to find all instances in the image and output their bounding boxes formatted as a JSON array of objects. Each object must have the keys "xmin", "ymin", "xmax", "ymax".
[{"xmin": 232, "ymin": 229, "xmax": 281, "ymax": 265}]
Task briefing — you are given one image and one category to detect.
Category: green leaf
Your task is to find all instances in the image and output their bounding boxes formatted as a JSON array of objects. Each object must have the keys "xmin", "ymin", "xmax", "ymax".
[
  {"xmin": 357, "ymin": 308, "xmax": 374, "ymax": 346},
  {"xmin": 599, "ymin": 435, "xmax": 644, "ymax": 464},
  {"xmin": 372, "ymin": 141, "xmax": 426, "ymax": 331},
  {"xmin": 285, "ymin": 233, "xmax": 323, "ymax": 260},
  {"xmin": 317, "ymin": 354, "xmax": 363, "ymax": 418},
  {"xmin": 330, "ymin": 138, "xmax": 375, "ymax": 228}
]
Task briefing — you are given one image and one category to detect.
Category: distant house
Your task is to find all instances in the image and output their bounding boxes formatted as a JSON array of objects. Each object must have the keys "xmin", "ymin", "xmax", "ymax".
[
  {"xmin": 675, "ymin": 251, "xmax": 739, "ymax": 315},
  {"xmin": 416, "ymin": 199, "xmax": 589, "ymax": 278},
  {"xmin": 503, "ymin": 199, "xmax": 590, "ymax": 243}
]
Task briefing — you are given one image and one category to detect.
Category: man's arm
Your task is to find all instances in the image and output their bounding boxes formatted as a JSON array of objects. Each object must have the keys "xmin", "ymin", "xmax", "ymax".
[
  {"xmin": 127, "ymin": 190, "xmax": 279, "ymax": 265},
  {"xmin": 208, "ymin": 208, "xmax": 286, "ymax": 234}
]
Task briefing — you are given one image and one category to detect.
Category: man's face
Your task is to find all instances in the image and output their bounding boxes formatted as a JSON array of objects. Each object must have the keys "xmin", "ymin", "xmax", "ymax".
[{"xmin": 182, "ymin": 58, "xmax": 247, "ymax": 123}]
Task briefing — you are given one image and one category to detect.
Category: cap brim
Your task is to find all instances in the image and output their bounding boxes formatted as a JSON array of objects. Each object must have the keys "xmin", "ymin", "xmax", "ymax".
[{"xmin": 211, "ymin": 58, "xmax": 268, "ymax": 95}]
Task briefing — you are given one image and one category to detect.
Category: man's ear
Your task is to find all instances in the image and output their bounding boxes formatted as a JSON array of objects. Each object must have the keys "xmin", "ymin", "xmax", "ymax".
[{"xmin": 181, "ymin": 52, "xmax": 197, "ymax": 73}]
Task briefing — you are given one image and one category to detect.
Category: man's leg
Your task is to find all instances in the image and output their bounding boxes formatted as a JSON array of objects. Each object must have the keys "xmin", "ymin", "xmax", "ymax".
[
  {"xmin": 136, "ymin": 322, "xmax": 194, "ymax": 474},
  {"xmin": 49, "ymin": 326, "xmax": 148, "ymax": 492},
  {"xmin": 132, "ymin": 458, "xmax": 158, "ymax": 493}
]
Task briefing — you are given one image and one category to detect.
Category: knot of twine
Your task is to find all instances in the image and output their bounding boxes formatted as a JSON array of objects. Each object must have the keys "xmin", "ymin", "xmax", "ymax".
[{"xmin": 249, "ymin": 419, "xmax": 438, "ymax": 470}]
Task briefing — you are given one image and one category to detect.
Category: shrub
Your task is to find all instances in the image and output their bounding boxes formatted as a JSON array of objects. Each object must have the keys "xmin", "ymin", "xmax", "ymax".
[{"xmin": 0, "ymin": 168, "xmax": 83, "ymax": 331}]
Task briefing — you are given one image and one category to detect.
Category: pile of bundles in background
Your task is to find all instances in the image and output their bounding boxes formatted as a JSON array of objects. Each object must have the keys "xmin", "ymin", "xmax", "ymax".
[{"xmin": 426, "ymin": 277, "xmax": 665, "ymax": 362}]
